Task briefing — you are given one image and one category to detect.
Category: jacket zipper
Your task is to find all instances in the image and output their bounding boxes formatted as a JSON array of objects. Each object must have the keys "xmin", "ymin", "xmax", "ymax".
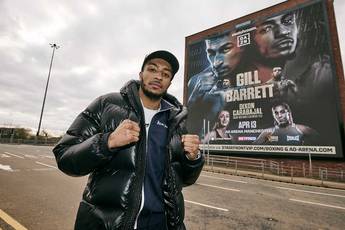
[{"xmin": 121, "ymin": 103, "xmax": 147, "ymax": 230}]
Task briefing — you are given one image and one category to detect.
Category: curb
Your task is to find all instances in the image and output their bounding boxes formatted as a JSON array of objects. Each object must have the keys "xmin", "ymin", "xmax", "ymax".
[{"xmin": 203, "ymin": 165, "xmax": 345, "ymax": 190}]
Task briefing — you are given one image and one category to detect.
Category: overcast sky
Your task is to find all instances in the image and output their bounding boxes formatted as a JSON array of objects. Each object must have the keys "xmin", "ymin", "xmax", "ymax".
[{"xmin": 1, "ymin": 0, "xmax": 344, "ymax": 136}]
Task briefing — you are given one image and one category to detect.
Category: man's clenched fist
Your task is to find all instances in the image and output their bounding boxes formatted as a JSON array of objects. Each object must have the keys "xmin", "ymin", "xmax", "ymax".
[
  {"xmin": 182, "ymin": 134, "xmax": 201, "ymax": 160},
  {"xmin": 108, "ymin": 119, "xmax": 140, "ymax": 149}
]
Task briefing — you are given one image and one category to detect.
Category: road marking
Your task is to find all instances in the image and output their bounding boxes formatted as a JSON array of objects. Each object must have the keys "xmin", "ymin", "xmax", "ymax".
[
  {"xmin": 289, "ymin": 199, "xmax": 345, "ymax": 210},
  {"xmin": 31, "ymin": 168, "xmax": 56, "ymax": 171},
  {"xmin": 24, "ymin": 154, "xmax": 37, "ymax": 159},
  {"xmin": 200, "ymin": 174, "xmax": 247, "ymax": 184},
  {"xmin": 0, "ymin": 164, "xmax": 13, "ymax": 172},
  {"xmin": 185, "ymin": 200, "xmax": 228, "ymax": 212},
  {"xmin": 264, "ymin": 178, "xmax": 345, "ymax": 192},
  {"xmin": 197, "ymin": 183, "xmax": 240, "ymax": 192},
  {"xmin": 4, "ymin": 152, "xmax": 24, "ymax": 159},
  {"xmin": 35, "ymin": 161, "xmax": 58, "ymax": 169},
  {"xmin": 40, "ymin": 155, "xmax": 54, "ymax": 159},
  {"xmin": 1, "ymin": 154, "xmax": 10, "ymax": 158},
  {"xmin": 276, "ymin": 186, "xmax": 345, "ymax": 198},
  {"xmin": 0, "ymin": 209, "xmax": 28, "ymax": 230}
]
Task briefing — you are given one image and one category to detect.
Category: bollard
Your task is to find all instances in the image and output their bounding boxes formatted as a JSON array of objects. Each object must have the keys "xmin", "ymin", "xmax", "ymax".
[{"xmin": 320, "ymin": 169, "xmax": 324, "ymax": 186}]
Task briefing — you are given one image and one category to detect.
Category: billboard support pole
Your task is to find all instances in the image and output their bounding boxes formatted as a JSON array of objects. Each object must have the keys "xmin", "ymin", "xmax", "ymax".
[
  {"xmin": 309, "ymin": 153, "xmax": 313, "ymax": 177},
  {"xmin": 207, "ymin": 120, "xmax": 210, "ymax": 165},
  {"xmin": 203, "ymin": 119, "xmax": 206, "ymax": 157}
]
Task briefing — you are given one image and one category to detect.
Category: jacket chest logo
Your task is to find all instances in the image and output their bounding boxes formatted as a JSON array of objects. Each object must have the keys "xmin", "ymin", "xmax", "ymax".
[{"xmin": 157, "ymin": 120, "xmax": 168, "ymax": 129}]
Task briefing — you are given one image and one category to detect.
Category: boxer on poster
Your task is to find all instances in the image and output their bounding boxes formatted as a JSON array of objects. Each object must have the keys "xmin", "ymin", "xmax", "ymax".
[{"xmin": 254, "ymin": 102, "xmax": 318, "ymax": 145}]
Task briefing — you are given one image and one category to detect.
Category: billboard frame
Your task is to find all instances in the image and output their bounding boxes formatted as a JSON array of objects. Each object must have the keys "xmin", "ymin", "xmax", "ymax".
[{"xmin": 183, "ymin": 0, "xmax": 345, "ymax": 158}]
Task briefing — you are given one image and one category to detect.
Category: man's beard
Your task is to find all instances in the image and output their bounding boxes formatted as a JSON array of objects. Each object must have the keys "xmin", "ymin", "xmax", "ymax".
[
  {"xmin": 140, "ymin": 80, "xmax": 167, "ymax": 100},
  {"xmin": 277, "ymin": 119, "xmax": 289, "ymax": 127}
]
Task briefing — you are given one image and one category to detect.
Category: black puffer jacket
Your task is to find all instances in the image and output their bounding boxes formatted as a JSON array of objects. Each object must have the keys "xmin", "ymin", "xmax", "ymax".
[{"xmin": 53, "ymin": 80, "xmax": 204, "ymax": 230}]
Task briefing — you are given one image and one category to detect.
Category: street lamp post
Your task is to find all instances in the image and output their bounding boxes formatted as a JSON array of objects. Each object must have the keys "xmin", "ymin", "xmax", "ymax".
[{"xmin": 36, "ymin": 43, "xmax": 60, "ymax": 138}]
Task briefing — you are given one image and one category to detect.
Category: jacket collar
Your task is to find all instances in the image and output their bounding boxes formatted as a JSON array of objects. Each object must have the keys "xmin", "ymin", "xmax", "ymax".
[
  {"xmin": 120, "ymin": 80, "xmax": 188, "ymax": 140},
  {"xmin": 120, "ymin": 80, "xmax": 184, "ymax": 112}
]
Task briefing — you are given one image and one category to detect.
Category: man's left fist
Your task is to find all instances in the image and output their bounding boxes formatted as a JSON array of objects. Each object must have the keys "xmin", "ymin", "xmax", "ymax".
[{"xmin": 182, "ymin": 134, "xmax": 200, "ymax": 160}]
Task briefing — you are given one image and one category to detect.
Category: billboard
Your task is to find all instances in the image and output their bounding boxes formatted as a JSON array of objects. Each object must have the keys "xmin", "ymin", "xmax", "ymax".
[{"xmin": 184, "ymin": 0, "xmax": 345, "ymax": 158}]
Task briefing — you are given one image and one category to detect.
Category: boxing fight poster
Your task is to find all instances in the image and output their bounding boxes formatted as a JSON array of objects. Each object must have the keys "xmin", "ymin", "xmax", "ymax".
[{"xmin": 184, "ymin": 0, "xmax": 344, "ymax": 158}]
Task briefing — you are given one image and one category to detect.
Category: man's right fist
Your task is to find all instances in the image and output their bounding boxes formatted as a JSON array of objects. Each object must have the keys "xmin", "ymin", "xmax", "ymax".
[{"xmin": 107, "ymin": 119, "xmax": 140, "ymax": 149}]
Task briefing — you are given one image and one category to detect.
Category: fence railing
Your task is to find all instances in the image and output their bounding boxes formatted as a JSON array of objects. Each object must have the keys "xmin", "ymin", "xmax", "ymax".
[
  {"xmin": 0, "ymin": 137, "xmax": 58, "ymax": 145},
  {"xmin": 204, "ymin": 154, "xmax": 345, "ymax": 183}
]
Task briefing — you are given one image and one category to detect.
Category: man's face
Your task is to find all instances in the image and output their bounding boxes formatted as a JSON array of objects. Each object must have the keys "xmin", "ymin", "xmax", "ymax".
[
  {"xmin": 272, "ymin": 105, "xmax": 290, "ymax": 126},
  {"xmin": 219, "ymin": 111, "xmax": 230, "ymax": 127},
  {"xmin": 140, "ymin": 58, "xmax": 172, "ymax": 100},
  {"xmin": 272, "ymin": 67, "xmax": 282, "ymax": 79},
  {"xmin": 206, "ymin": 33, "xmax": 243, "ymax": 79},
  {"xmin": 254, "ymin": 12, "xmax": 298, "ymax": 59},
  {"xmin": 222, "ymin": 79, "xmax": 231, "ymax": 88}
]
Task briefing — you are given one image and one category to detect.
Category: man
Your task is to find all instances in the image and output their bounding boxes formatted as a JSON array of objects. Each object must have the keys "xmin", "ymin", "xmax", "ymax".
[
  {"xmin": 53, "ymin": 50, "xmax": 204, "ymax": 230},
  {"xmin": 222, "ymin": 79, "xmax": 231, "ymax": 89},
  {"xmin": 187, "ymin": 32, "xmax": 244, "ymax": 135},
  {"xmin": 252, "ymin": 11, "xmax": 298, "ymax": 82},
  {"xmin": 187, "ymin": 31, "xmax": 244, "ymax": 104},
  {"xmin": 254, "ymin": 102, "xmax": 318, "ymax": 145},
  {"xmin": 297, "ymin": 54, "xmax": 333, "ymax": 98},
  {"xmin": 267, "ymin": 66, "xmax": 298, "ymax": 99}
]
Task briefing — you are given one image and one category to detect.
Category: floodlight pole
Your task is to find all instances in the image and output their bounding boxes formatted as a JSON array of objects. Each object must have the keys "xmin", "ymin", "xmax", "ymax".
[{"xmin": 36, "ymin": 43, "xmax": 60, "ymax": 137}]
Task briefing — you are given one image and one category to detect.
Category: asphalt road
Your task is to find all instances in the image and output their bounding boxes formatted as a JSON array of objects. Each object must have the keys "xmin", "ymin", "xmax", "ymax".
[{"xmin": 1, "ymin": 144, "xmax": 345, "ymax": 230}]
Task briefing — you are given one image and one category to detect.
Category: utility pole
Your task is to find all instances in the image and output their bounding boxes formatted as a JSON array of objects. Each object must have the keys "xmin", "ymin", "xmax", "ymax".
[{"xmin": 36, "ymin": 43, "xmax": 60, "ymax": 137}]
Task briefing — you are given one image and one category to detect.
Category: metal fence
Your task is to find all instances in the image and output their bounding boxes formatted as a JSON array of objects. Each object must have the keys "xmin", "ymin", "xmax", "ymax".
[
  {"xmin": 1, "ymin": 138, "xmax": 344, "ymax": 183},
  {"xmin": 204, "ymin": 154, "xmax": 345, "ymax": 183},
  {"xmin": 0, "ymin": 137, "xmax": 58, "ymax": 145}
]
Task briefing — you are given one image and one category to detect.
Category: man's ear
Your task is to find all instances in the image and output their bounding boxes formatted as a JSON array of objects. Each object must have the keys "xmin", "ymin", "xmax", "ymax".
[{"xmin": 139, "ymin": 72, "xmax": 143, "ymax": 81}]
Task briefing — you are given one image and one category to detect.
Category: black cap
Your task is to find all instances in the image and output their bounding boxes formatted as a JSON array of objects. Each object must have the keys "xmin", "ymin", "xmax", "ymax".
[{"xmin": 141, "ymin": 50, "xmax": 179, "ymax": 78}]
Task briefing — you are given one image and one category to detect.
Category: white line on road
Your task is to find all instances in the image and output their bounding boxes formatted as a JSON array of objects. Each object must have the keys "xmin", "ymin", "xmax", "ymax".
[
  {"xmin": 200, "ymin": 174, "xmax": 248, "ymax": 184},
  {"xmin": 197, "ymin": 183, "xmax": 240, "ymax": 192},
  {"xmin": 185, "ymin": 200, "xmax": 229, "ymax": 212},
  {"xmin": 24, "ymin": 154, "xmax": 37, "ymax": 159},
  {"xmin": 46, "ymin": 156, "xmax": 54, "ymax": 159},
  {"xmin": 31, "ymin": 168, "xmax": 56, "ymax": 171},
  {"xmin": 35, "ymin": 161, "xmax": 58, "ymax": 169},
  {"xmin": 0, "ymin": 164, "xmax": 13, "ymax": 172},
  {"xmin": 0, "ymin": 209, "xmax": 28, "ymax": 230},
  {"xmin": 4, "ymin": 152, "xmax": 24, "ymax": 159},
  {"xmin": 1, "ymin": 154, "xmax": 10, "ymax": 158},
  {"xmin": 290, "ymin": 199, "xmax": 345, "ymax": 210},
  {"xmin": 276, "ymin": 186, "xmax": 345, "ymax": 198},
  {"xmin": 39, "ymin": 155, "xmax": 54, "ymax": 159}
]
